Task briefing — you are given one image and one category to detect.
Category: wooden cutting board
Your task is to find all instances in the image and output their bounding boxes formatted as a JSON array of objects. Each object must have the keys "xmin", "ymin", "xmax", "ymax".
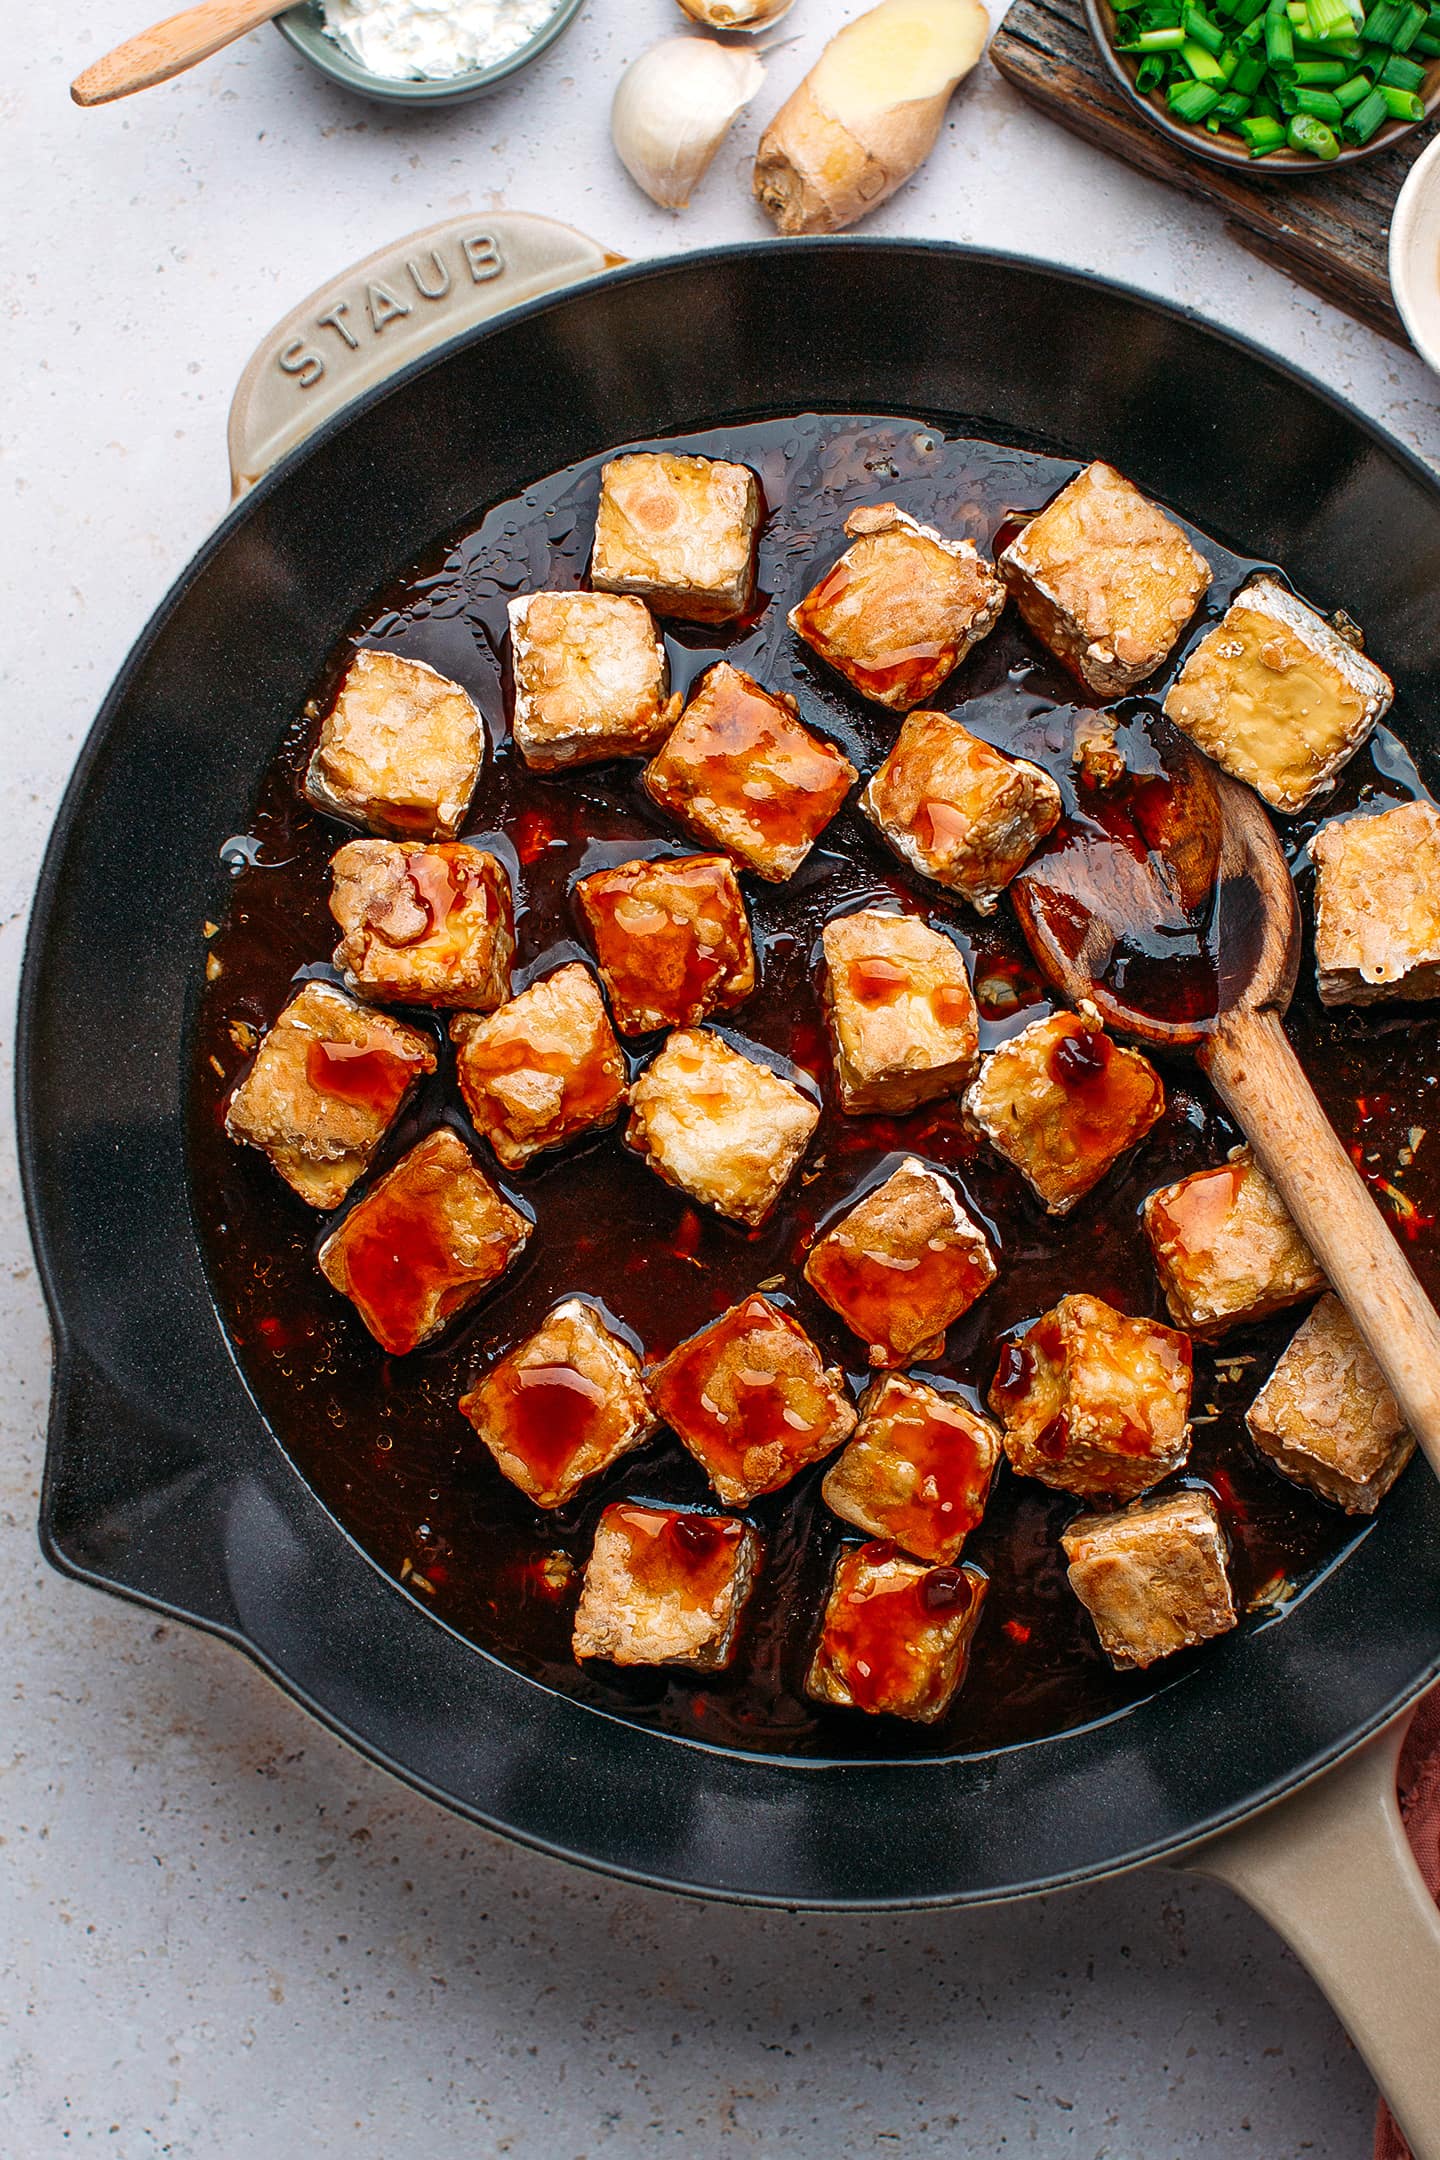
[{"xmin": 990, "ymin": 0, "xmax": 1434, "ymax": 342}]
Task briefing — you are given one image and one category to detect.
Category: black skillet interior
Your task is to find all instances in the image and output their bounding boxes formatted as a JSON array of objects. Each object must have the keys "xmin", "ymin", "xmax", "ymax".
[{"xmin": 20, "ymin": 243, "xmax": 1440, "ymax": 1907}]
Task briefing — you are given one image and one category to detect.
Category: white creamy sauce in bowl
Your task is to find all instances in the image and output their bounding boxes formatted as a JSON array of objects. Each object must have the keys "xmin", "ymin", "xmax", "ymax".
[{"xmin": 323, "ymin": 0, "xmax": 561, "ymax": 80}]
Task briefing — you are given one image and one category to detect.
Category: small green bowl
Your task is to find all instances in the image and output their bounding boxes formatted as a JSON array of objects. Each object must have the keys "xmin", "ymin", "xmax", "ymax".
[{"xmin": 275, "ymin": 0, "xmax": 587, "ymax": 106}]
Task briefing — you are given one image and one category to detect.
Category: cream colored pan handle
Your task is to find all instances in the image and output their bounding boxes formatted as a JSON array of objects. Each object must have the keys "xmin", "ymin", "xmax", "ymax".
[
  {"xmin": 1182, "ymin": 1692, "xmax": 1440, "ymax": 2160},
  {"xmin": 227, "ymin": 211, "xmax": 621, "ymax": 497}
]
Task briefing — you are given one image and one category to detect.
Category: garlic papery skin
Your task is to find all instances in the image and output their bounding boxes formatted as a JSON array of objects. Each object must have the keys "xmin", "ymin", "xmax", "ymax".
[
  {"xmin": 611, "ymin": 38, "xmax": 767, "ymax": 210},
  {"xmin": 675, "ymin": 0, "xmax": 796, "ymax": 29}
]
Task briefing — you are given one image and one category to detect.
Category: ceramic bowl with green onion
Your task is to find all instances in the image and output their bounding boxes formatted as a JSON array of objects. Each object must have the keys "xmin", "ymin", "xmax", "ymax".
[{"xmin": 1084, "ymin": 0, "xmax": 1440, "ymax": 168}]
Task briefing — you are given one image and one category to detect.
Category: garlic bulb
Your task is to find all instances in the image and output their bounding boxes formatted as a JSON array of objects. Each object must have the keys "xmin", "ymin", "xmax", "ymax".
[
  {"xmin": 675, "ymin": 0, "xmax": 796, "ymax": 28},
  {"xmin": 611, "ymin": 38, "xmax": 766, "ymax": 211}
]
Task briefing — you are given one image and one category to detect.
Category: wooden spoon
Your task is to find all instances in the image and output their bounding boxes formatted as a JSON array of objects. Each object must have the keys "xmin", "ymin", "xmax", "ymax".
[
  {"xmin": 72, "ymin": 0, "xmax": 293, "ymax": 106},
  {"xmin": 1010, "ymin": 711, "xmax": 1440, "ymax": 1473}
]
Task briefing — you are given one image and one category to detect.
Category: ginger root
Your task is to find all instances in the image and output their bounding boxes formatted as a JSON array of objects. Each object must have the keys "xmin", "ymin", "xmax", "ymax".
[{"xmin": 753, "ymin": 0, "xmax": 989, "ymax": 235}]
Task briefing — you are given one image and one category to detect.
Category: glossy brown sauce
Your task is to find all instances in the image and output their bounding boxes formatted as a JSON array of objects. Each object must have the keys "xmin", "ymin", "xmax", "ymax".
[{"xmin": 188, "ymin": 414, "xmax": 1440, "ymax": 1761}]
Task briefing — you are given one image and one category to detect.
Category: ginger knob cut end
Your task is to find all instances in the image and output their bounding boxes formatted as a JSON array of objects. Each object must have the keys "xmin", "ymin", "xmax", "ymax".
[{"xmin": 753, "ymin": 0, "xmax": 989, "ymax": 235}]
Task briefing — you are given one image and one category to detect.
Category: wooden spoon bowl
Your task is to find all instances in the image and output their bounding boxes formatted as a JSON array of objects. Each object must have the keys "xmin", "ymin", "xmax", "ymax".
[{"xmin": 1011, "ymin": 715, "xmax": 1440, "ymax": 1473}]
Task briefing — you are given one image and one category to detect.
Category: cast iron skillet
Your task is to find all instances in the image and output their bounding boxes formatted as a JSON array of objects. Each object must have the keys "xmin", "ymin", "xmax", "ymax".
[{"xmin": 17, "ymin": 228, "xmax": 1440, "ymax": 2130}]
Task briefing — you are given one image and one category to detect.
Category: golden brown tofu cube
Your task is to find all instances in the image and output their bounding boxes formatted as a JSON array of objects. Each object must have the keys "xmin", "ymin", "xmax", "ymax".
[
  {"xmin": 1062, "ymin": 1488, "xmax": 1238, "ymax": 1671},
  {"xmin": 329, "ymin": 840, "xmax": 514, "ymax": 1011},
  {"xmin": 1143, "ymin": 1147, "xmax": 1324, "ymax": 1338},
  {"xmin": 1312, "ymin": 799, "xmax": 1440, "ymax": 1005},
  {"xmin": 805, "ymin": 1542, "xmax": 987, "ymax": 1723},
  {"xmin": 789, "ymin": 503, "xmax": 1005, "ymax": 712},
  {"xmin": 626, "ymin": 1027, "xmax": 819, "ymax": 1228},
  {"xmin": 1163, "ymin": 579, "xmax": 1392, "ymax": 814},
  {"xmin": 305, "ymin": 649, "xmax": 484, "ymax": 839},
  {"xmin": 822, "ymin": 1374, "xmax": 1002, "ymax": 1565},
  {"xmin": 574, "ymin": 852, "xmax": 756, "ymax": 1037},
  {"xmin": 859, "ymin": 710, "xmax": 1062, "ymax": 914},
  {"xmin": 225, "ymin": 980, "xmax": 436, "ymax": 1210},
  {"xmin": 804, "ymin": 1158, "xmax": 997, "ymax": 1369},
  {"xmin": 508, "ymin": 590, "xmax": 679, "ymax": 770},
  {"xmin": 989, "ymin": 1292, "xmax": 1193, "ymax": 1501},
  {"xmin": 999, "ymin": 461, "xmax": 1211, "ymax": 697},
  {"xmin": 590, "ymin": 452, "xmax": 761, "ymax": 626},
  {"xmin": 317, "ymin": 1127, "xmax": 529, "ymax": 1356},
  {"xmin": 572, "ymin": 1504, "xmax": 760, "ymax": 1669},
  {"xmin": 644, "ymin": 663, "xmax": 857, "ymax": 883},
  {"xmin": 964, "ymin": 1006, "xmax": 1164, "ymax": 1216},
  {"xmin": 453, "ymin": 963, "xmax": 626, "ymax": 1171},
  {"xmin": 459, "ymin": 1298, "xmax": 656, "ymax": 1509},
  {"xmin": 1246, "ymin": 1293, "xmax": 1414, "ymax": 1514},
  {"xmin": 821, "ymin": 908, "xmax": 979, "ymax": 1115},
  {"xmin": 647, "ymin": 1293, "xmax": 857, "ymax": 1505}
]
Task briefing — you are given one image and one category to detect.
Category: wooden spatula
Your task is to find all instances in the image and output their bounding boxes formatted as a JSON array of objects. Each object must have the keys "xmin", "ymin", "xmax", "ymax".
[
  {"xmin": 72, "ymin": 0, "xmax": 293, "ymax": 106},
  {"xmin": 1010, "ymin": 712, "xmax": 1440, "ymax": 1472}
]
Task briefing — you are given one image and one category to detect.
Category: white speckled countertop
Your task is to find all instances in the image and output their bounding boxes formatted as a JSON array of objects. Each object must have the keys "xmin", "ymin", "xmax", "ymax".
[{"xmin": 5, "ymin": 3, "xmax": 1438, "ymax": 2152}]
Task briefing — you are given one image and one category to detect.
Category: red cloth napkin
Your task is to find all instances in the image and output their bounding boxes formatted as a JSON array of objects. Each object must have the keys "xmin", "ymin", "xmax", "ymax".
[{"xmin": 1374, "ymin": 1688, "xmax": 1440, "ymax": 2160}]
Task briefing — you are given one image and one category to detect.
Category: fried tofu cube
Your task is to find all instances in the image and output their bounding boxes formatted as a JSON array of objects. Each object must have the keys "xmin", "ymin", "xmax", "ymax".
[
  {"xmin": 647, "ymin": 1293, "xmax": 856, "ymax": 1505},
  {"xmin": 859, "ymin": 710, "xmax": 1062, "ymax": 914},
  {"xmin": 964, "ymin": 1006, "xmax": 1164, "ymax": 1216},
  {"xmin": 590, "ymin": 452, "xmax": 761, "ymax": 626},
  {"xmin": 1312, "ymin": 800, "xmax": 1440, "ymax": 1005},
  {"xmin": 329, "ymin": 840, "xmax": 514, "ymax": 1011},
  {"xmin": 574, "ymin": 852, "xmax": 756, "ymax": 1036},
  {"xmin": 805, "ymin": 1542, "xmax": 987, "ymax": 1723},
  {"xmin": 821, "ymin": 908, "xmax": 979, "ymax": 1115},
  {"xmin": 822, "ymin": 1375, "xmax": 1002, "ymax": 1565},
  {"xmin": 644, "ymin": 663, "xmax": 857, "ymax": 883},
  {"xmin": 508, "ymin": 591, "xmax": 679, "ymax": 770},
  {"xmin": 572, "ymin": 1503, "xmax": 760, "ymax": 1669},
  {"xmin": 317, "ymin": 1127, "xmax": 529, "ymax": 1356},
  {"xmin": 804, "ymin": 1158, "xmax": 997, "ymax": 1368},
  {"xmin": 1246, "ymin": 1293, "xmax": 1414, "ymax": 1514},
  {"xmin": 1163, "ymin": 579, "xmax": 1393, "ymax": 814},
  {"xmin": 459, "ymin": 1298, "xmax": 656, "ymax": 1509},
  {"xmin": 453, "ymin": 963, "xmax": 626, "ymax": 1171},
  {"xmin": 789, "ymin": 503, "xmax": 1006, "ymax": 712},
  {"xmin": 225, "ymin": 980, "xmax": 435, "ymax": 1210},
  {"xmin": 305, "ymin": 649, "xmax": 484, "ymax": 839},
  {"xmin": 625, "ymin": 1027, "xmax": 819, "ymax": 1228},
  {"xmin": 1062, "ymin": 1488, "xmax": 1238, "ymax": 1671},
  {"xmin": 999, "ymin": 460, "xmax": 1211, "ymax": 697},
  {"xmin": 989, "ymin": 1292, "xmax": 1193, "ymax": 1501},
  {"xmin": 1143, "ymin": 1147, "xmax": 1324, "ymax": 1338}
]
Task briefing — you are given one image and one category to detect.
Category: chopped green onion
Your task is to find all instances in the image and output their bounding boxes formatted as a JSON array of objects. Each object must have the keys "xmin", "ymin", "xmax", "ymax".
[
  {"xmin": 1334, "ymin": 68, "xmax": 1376, "ymax": 98},
  {"xmin": 1379, "ymin": 46, "xmax": 1427, "ymax": 75},
  {"xmin": 1184, "ymin": 0, "xmax": 1230, "ymax": 41},
  {"xmin": 1169, "ymin": 73, "xmax": 1225, "ymax": 109},
  {"xmin": 1182, "ymin": 33, "xmax": 1230, "ymax": 68},
  {"xmin": 1379, "ymin": 76, "xmax": 1426, "ymax": 104},
  {"xmin": 1294, "ymin": 51, "xmax": 1349, "ymax": 69},
  {"xmin": 1343, "ymin": 79, "xmax": 1390, "ymax": 125},
  {"xmin": 1135, "ymin": 51, "xmax": 1169, "ymax": 83},
  {"xmin": 1122, "ymin": 24, "xmax": 1188, "ymax": 42},
  {"xmin": 1240, "ymin": 109, "xmax": 1290, "ymax": 141},
  {"xmin": 1287, "ymin": 106, "xmax": 1343, "ymax": 142},
  {"xmin": 1392, "ymin": 0, "xmax": 1427, "ymax": 42},
  {"xmin": 1215, "ymin": 84, "xmax": 1256, "ymax": 108},
  {"xmin": 1306, "ymin": 0, "xmax": 1356, "ymax": 37},
  {"xmin": 1294, "ymin": 80, "xmax": 1345, "ymax": 105},
  {"xmin": 1362, "ymin": 0, "xmax": 1405, "ymax": 34},
  {"xmin": 1410, "ymin": 26, "xmax": 1440, "ymax": 46},
  {"xmin": 1231, "ymin": 47, "xmax": 1269, "ymax": 80},
  {"xmin": 1266, "ymin": 7, "xmax": 1296, "ymax": 58}
]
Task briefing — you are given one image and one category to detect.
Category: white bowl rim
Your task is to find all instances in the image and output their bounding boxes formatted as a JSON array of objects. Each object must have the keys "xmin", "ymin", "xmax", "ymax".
[{"xmin": 1389, "ymin": 130, "xmax": 1440, "ymax": 376}]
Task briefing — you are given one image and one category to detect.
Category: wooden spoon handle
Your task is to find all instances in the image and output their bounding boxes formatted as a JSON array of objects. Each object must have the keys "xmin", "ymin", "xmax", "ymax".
[
  {"xmin": 72, "ymin": 0, "xmax": 288, "ymax": 105},
  {"xmin": 1201, "ymin": 1005, "xmax": 1440, "ymax": 1474}
]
